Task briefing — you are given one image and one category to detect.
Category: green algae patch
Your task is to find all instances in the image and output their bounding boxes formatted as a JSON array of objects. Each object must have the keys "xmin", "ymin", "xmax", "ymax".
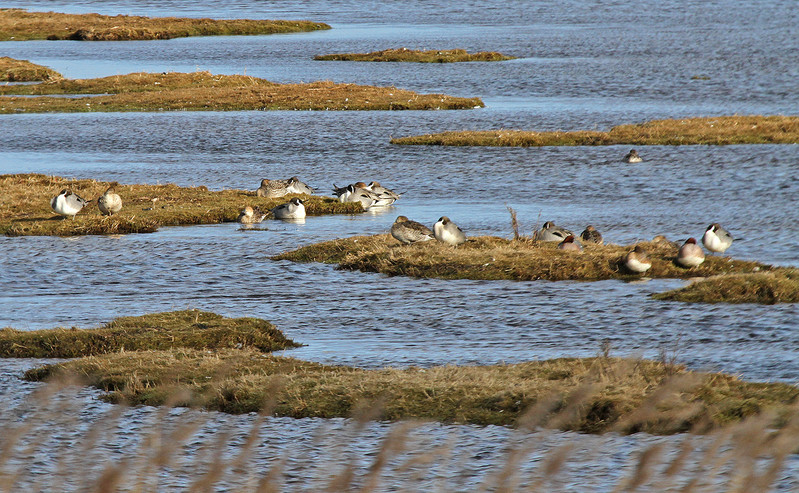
[
  {"xmin": 0, "ymin": 8, "xmax": 329, "ymax": 41},
  {"xmin": 0, "ymin": 173, "xmax": 361, "ymax": 237},
  {"xmin": 653, "ymin": 270, "xmax": 799, "ymax": 304},
  {"xmin": 315, "ymin": 48, "xmax": 515, "ymax": 63},
  {"xmin": 0, "ymin": 71, "xmax": 484, "ymax": 113},
  {"xmin": 22, "ymin": 349, "xmax": 799, "ymax": 435},
  {"xmin": 0, "ymin": 310, "xmax": 299, "ymax": 358},
  {"xmin": 0, "ymin": 56, "xmax": 61, "ymax": 81},
  {"xmin": 391, "ymin": 115, "xmax": 799, "ymax": 146}
]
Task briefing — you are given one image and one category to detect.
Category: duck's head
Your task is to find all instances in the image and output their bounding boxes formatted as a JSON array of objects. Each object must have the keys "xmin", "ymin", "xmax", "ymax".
[{"xmin": 395, "ymin": 216, "xmax": 409, "ymax": 223}]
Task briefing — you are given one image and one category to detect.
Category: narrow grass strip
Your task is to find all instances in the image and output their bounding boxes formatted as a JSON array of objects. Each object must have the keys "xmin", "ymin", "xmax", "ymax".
[
  {"xmin": 652, "ymin": 270, "xmax": 799, "ymax": 304},
  {"xmin": 0, "ymin": 56, "xmax": 61, "ymax": 81},
  {"xmin": 315, "ymin": 48, "xmax": 515, "ymax": 63}
]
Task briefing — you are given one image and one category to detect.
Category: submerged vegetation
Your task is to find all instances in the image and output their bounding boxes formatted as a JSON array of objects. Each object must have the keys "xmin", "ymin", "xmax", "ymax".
[
  {"xmin": 0, "ymin": 70, "xmax": 483, "ymax": 113},
  {"xmin": 0, "ymin": 8, "xmax": 329, "ymax": 41},
  {"xmin": 390, "ymin": 115, "xmax": 799, "ymax": 146},
  {"xmin": 0, "ymin": 56, "xmax": 61, "ymax": 81},
  {"xmin": 0, "ymin": 174, "xmax": 361, "ymax": 236},
  {"xmin": 653, "ymin": 270, "xmax": 799, "ymax": 304},
  {"xmin": 315, "ymin": 47, "xmax": 515, "ymax": 63}
]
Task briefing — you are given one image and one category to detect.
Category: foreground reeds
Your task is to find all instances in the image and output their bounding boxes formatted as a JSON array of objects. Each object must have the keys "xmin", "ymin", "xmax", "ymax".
[
  {"xmin": 0, "ymin": 70, "xmax": 483, "ymax": 112},
  {"xmin": 0, "ymin": 56, "xmax": 61, "ymax": 81},
  {"xmin": 0, "ymin": 174, "xmax": 361, "ymax": 236},
  {"xmin": 390, "ymin": 115, "xmax": 799, "ymax": 146},
  {"xmin": 0, "ymin": 8, "xmax": 329, "ymax": 41},
  {"xmin": 314, "ymin": 48, "xmax": 515, "ymax": 63}
]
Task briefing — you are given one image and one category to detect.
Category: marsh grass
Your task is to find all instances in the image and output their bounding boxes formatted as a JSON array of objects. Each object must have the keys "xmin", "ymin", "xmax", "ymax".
[
  {"xmin": 0, "ymin": 173, "xmax": 361, "ymax": 236},
  {"xmin": 390, "ymin": 115, "xmax": 799, "ymax": 146},
  {"xmin": 0, "ymin": 56, "xmax": 61, "ymax": 82},
  {"xmin": 653, "ymin": 270, "xmax": 799, "ymax": 304},
  {"xmin": 0, "ymin": 71, "xmax": 484, "ymax": 113},
  {"xmin": 0, "ymin": 8, "xmax": 330, "ymax": 41},
  {"xmin": 314, "ymin": 48, "xmax": 515, "ymax": 63}
]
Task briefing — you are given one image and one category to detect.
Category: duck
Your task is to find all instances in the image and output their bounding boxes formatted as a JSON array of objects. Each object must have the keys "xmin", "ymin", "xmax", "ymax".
[
  {"xmin": 702, "ymin": 223, "xmax": 733, "ymax": 254},
  {"xmin": 580, "ymin": 225, "xmax": 603, "ymax": 245},
  {"xmin": 285, "ymin": 176, "xmax": 314, "ymax": 195},
  {"xmin": 535, "ymin": 221, "xmax": 574, "ymax": 242},
  {"xmin": 333, "ymin": 181, "xmax": 398, "ymax": 207},
  {"xmin": 623, "ymin": 149, "xmax": 643, "ymax": 163},
  {"xmin": 623, "ymin": 245, "xmax": 652, "ymax": 273},
  {"xmin": 433, "ymin": 216, "xmax": 466, "ymax": 246},
  {"xmin": 237, "ymin": 206, "xmax": 267, "ymax": 224},
  {"xmin": 391, "ymin": 216, "xmax": 434, "ymax": 244},
  {"xmin": 557, "ymin": 235, "xmax": 582, "ymax": 252},
  {"xmin": 50, "ymin": 189, "xmax": 89, "ymax": 218},
  {"xmin": 365, "ymin": 181, "xmax": 401, "ymax": 200},
  {"xmin": 676, "ymin": 238, "xmax": 705, "ymax": 267},
  {"xmin": 97, "ymin": 186, "xmax": 122, "ymax": 216},
  {"xmin": 271, "ymin": 198, "xmax": 306, "ymax": 220},
  {"xmin": 653, "ymin": 235, "xmax": 681, "ymax": 249}
]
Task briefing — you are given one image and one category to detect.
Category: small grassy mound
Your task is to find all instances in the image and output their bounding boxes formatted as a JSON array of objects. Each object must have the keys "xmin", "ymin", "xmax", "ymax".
[
  {"xmin": 390, "ymin": 115, "xmax": 799, "ymax": 146},
  {"xmin": 314, "ymin": 48, "xmax": 515, "ymax": 63},
  {"xmin": 0, "ymin": 8, "xmax": 329, "ymax": 41},
  {"xmin": 0, "ymin": 174, "xmax": 361, "ymax": 236},
  {"xmin": 0, "ymin": 56, "xmax": 61, "ymax": 82},
  {"xmin": 0, "ymin": 71, "xmax": 484, "ymax": 113},
  {"xmin": 0, "ymin": 310, "xmax": 300, "ymax": 358},
  {"xmin": 653, "ymin": 270, "xmax": 799, "ymax": 304}
]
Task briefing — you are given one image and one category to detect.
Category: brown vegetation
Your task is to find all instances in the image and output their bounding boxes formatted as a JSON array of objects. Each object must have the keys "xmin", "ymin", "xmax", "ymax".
[
  {"xmin": 390, "ymin": 115, "xmax": 799, "ymax": 146},
  {"xmin": 653, "ymin": 270, "xmax": 799, "ymax": 304},
  {"xmin": 0, "ymin": 173, "xmax": 361, "ymax": 237},
  {"xmin": 0, "ymin": 71, "xmax": 484, "ymax": 112},
  {"xmin": 0, "ymin": 56, "xmax": 61, "ymax": 81},
  {"xmin": 314, "ymin": 47, "xmax": 515, "ymax": 63},
  {"xmin": 0, "ymin": 8, "xmax": 329, "ymax": 41}
]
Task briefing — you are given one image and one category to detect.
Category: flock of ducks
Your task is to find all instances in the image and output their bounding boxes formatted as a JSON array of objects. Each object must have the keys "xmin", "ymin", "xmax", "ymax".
[{"xmin": 50, "ymin": 187, "xmax": 121, "ymax": 218}]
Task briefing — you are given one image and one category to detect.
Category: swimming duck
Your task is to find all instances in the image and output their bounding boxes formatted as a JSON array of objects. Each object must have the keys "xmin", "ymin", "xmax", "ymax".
[
  {"xmin": 433, "ymin": 216, "xmax": 467, "ymax": 246},
  {"xmin": 676, "ymin": 238, "xmax": 705, "ymax": 267},
  {"xmin": 580, "ymin": 225, "xmax": 603, "ymax": 245},
  {"xmin": 97, "ymin": 186, "xmax": 122, "ymax": 216},
  {"xmin": 623, "ymin": 245, "xmax": 652, "ymax": 273},
  {"xmin": 623, "ymin": 149, "xmax": 643, "ymax": 163},
  {"xmin": 271, "ymin": 198, "xmax": 306, "ymax": 220},
  {"xmin": 334, "ymin": 181, "xmax": 398, "ymax": 207},
  {"xmin": 391, "ymin": 216, "xmax": 434, "ymax": 244},
  {"xmin": 535, "ymin": 221, "xmax": 574, "ymax": 242},
  {"xmin": 557, "ymin": 235, "xmax": 582, "ymax": 252},
  {"xmin": 366, "ymin": 181, "xmax": 401, "ymax": 200},
  {"xmin": 702, "ymin": 223, "xmax": 733, "ymax": 254},
  {"xmin": 237, "ymin": 206, "xmax": 267, "ymax": 224},
  {"xmin": 51, "ymin": 189, "xmax": 89, "ymax": 218}
]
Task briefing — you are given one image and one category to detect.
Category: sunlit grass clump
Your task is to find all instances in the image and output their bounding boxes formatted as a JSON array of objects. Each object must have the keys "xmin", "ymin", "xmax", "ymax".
[
  {"xmin": 315, "ymin": 47, "xmax": 515, "ymax": 63},
  {"xmin": 0, "ymin": 56, "xmax": 61, "ymax": 81},
  {"xmin": 390, "ymin": 115, "xmax": 799, "ymax": 146},
  {"xmin": 653, "ymin": 270, "xmax": 799, "ymax": 304},
  {"xmin": 0, "ymin": 8, "xmax": 330, "ymax": 41},
  {"xmin": 0, "ymin": 173, "xmax": 361, "ymax": 236},
  {"xmin": 0, "ymin": 70, "xmax": 483, "ymax": 113}
]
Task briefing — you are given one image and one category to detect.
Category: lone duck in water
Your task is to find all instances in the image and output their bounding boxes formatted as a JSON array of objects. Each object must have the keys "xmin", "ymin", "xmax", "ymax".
[
  {"xmin": 702, "ymin": 223, "xmax": 733, "ymax": 254},
  {"xmin": 97, "ymin": 186, "xmax": 122, "ymax": 216},
  {"xmin": 623, "ymin": 245, "xmax": 652, "ymax": 273},
  {"xmin": 272, "ymin": 198, "xmax": 306, "ymax": 220},
  {"xmin": 237, "ymin": 206, "xmax": 267, "ymax": 224},
  {"xmin": 580, "ymin": 225, "xmax": 603, "ymax": 245},
  {"xmin": 557, "ymin": 235, "xmax": 582, "ymax": 252},
  {"xmin": 676, "ymin": 238, "xmax": 705, "ymax": 267},
  {"xmin": 433, "ymin": 216, "xmax": 466, "ymax": 246},
  {"xmin": 535, "ymin": 221, "xmax": 574, "ymax": 242},
  {"xmin": 623, "ymin": 149, "xmax": 643, "ymax": 163},
  {"xmin": 51, "ymin": 189, "xmax": 89, "ymax": 218},
  {"xmin": 391, "ymin": 216, "xmax": 434, "ymax": 244}
]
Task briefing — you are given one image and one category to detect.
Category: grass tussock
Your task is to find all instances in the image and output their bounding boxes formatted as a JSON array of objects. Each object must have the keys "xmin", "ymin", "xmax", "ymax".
[
  {"xmin": 390, "ymin": 115, "xmax": 799, "ymax": 146},
  {"xmin": 314, "ymin": 47, "xmax": 515, "ymax": 63},
  {"xmin": 653, "ymin": 270, "xmax": 799, "ymax": 304},
  {"xmin": 0, "ymin": 310, "xmax": 299, "ymax": 358},
  {"xmin": 22, "ymin": 348, "xmax": 799, "ymax": 434},
  {"xmin": 0, "ymin": 56, "xmax": 61, "ymax": 81},
  {"xmin": 0, "ymin": 8, "xmax": 329, "ymax": 41},
  {"xmin": 0, "ymin": 173, "xmax": 361, "ymax": 237},
  {"xmin": 0, "ymin": 71, "xmax": 484, "ymax": 113}
]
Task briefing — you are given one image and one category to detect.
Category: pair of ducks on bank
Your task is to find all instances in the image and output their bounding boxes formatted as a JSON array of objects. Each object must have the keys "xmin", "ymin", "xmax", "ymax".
[
  {"xmin": 391, "ymin": 216, "xmax": 466, "ymax": 246},
  {"xmin": 237, "ymin": 198, "xmax": 306, "ymax": 223},
  {"xmin": 50, "ymin": 187, "xmax": 122, "ymax": 218}
]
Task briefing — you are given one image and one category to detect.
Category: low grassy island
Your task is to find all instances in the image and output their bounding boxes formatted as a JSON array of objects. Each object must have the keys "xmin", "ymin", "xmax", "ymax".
[
  {"xmin": 314, "ymin": 48, "xmax": 515, "ymax": 63},
  {"xmin": 0, "ymin": 174, "xmax": 361, "ymax": 236},
  {"xmin": 0, "ymin": 56, "xmax": 61, "ymax": 81},
  {"xmin": 0, "ymin": 8, "xmax": 329, "ymax": 41},
  {"xmin": 653, "ymin": 270, "xmax": 799, "ymax": 304},
  {"xmin": 390, "ymin": 115, "xmax": 799, "ymax": 146},
  {"xmin": 0, "ymin": 71, "xmax": 483, "ymax": 113},
  {"xmin": 8, "ymin": 311, "xmax": 798, "ymax": 434}
]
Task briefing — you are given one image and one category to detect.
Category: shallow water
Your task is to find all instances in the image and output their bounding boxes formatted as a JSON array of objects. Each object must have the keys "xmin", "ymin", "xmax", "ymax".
[{"xmin": 1, "ymin": 0, "xmax": 799, "ymax": 490}]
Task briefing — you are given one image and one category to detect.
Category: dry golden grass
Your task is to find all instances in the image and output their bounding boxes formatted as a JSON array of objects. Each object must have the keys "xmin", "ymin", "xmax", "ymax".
[
  {"xmin": 0, "ymin": 56, "xmax": 61, "ymax": 81},
  {"xmin": 0, "ymin": 8, "xmax": 329, "ymax": 41},
  {"xmin": 0, "ymin": 173, "xmax": 361, "ymax": 236},
  {"xmin": 0, "ymin": 71, "xmax": 483, "ymax": 112},
  {"xmin": 314, "ymin": 47, "xmax": 515, "ymax": 63},
  {"xmin": 391, "ymin": 115, "xmax": 799, "ymax": 146},
  {"xmin": 653, "ymin": 270, "xmax": 799, "ymax": 304}
]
